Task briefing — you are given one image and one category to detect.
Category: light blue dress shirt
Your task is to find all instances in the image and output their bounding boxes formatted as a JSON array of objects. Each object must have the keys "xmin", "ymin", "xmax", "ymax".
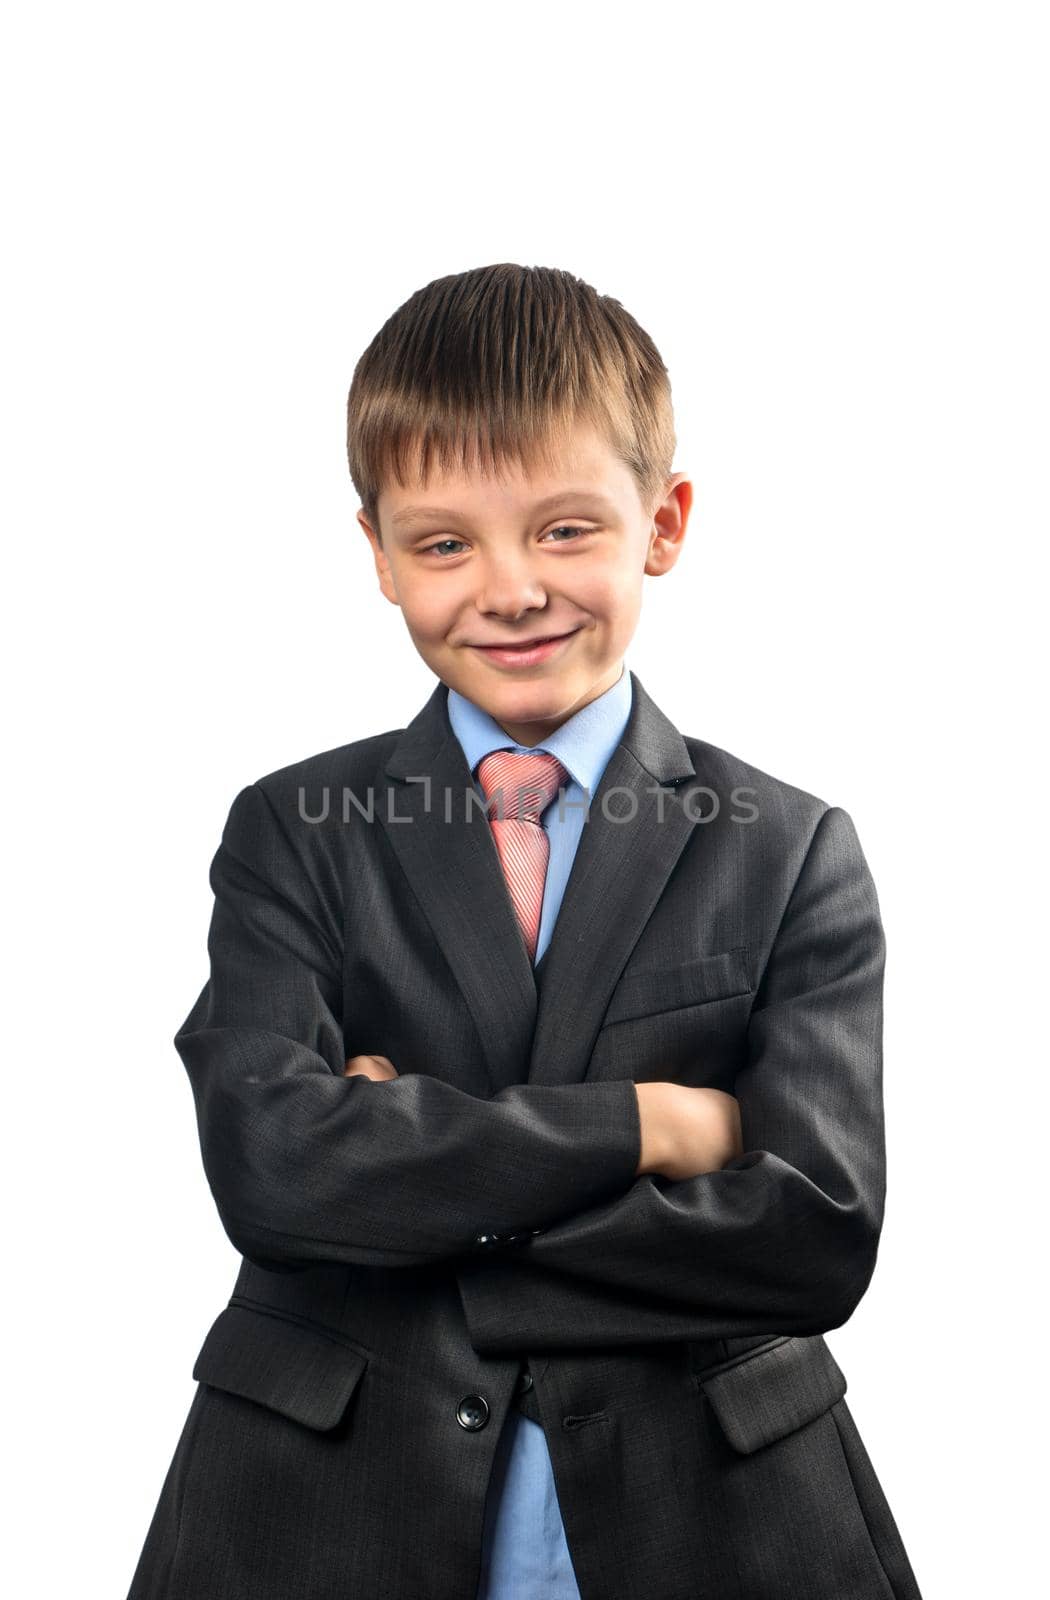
[{"xmin": 446, "ymin": 663, "xmax": 634, "ymax": 1600}]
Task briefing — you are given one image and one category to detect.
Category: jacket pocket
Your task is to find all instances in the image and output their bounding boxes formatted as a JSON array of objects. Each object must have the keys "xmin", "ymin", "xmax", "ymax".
[
  {"xmin": 603, "ymin": 946, "xmax": 752, "ymax": 1026},
  {"xmin": 696, "ymin": 1334, "xmax": 847, "ymax": 1453},
  {"xmin": 192, "ymin": 1300, "xmax": 370, "ymax": 1432}
]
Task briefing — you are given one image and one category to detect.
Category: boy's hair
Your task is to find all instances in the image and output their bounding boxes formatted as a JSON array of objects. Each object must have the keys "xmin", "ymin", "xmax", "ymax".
[{"xmin": 346, "ymin": 262, "xmax": 675, "ymax": 541}]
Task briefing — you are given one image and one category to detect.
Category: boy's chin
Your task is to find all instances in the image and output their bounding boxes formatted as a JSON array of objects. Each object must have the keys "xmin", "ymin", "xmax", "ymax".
[{"xmin": 440, "ymin": 655, "xmax": 619, "ymax": 717}]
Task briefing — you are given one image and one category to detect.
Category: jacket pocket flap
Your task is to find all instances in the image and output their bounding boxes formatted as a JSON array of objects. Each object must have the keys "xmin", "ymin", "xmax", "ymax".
[
  {"xmin": 699, "ymin": 1335, "xmax": 847, "ymax": 1454},
  {"xmin": 604, "ymin": 946, "xmax": 752, "ymax": 1026},
  {"xmin": 192, "ymin": 1303, "xmax": 369, "ymax": 1431}
]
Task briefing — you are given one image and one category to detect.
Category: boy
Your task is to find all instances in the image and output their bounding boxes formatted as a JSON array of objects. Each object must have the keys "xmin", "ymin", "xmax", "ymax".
[{"xmin": 128, "ymin": 263, "xmax": 923, "ymax": 1599}]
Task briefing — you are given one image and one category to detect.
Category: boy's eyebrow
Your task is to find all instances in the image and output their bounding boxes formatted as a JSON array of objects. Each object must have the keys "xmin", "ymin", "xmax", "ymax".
[{"xmin": 390, "ymin": 490, "xmax": 619, "ymax": 529}]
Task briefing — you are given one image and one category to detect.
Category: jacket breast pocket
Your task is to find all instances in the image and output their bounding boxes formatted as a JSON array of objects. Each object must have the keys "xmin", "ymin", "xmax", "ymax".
[
  {"xmin": 192, "ymin": 1298, "xmax": 371, "ymax": 1432},
  {"xmin": 695, "ymin": 1334, "xmax": 847, "ymax": 1453},
  {"xmin": 603, "ymin": 946, "xmax": 753, "ymax": 1027}
]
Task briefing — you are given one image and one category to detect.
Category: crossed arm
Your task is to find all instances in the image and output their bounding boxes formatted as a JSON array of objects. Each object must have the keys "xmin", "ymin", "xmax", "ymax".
[
  {"xmin": 178, "ymin": 781, "xmax": 885, "ymax": 1345},
  {"xmin": 343, "ymin": 1053, "xmax": 744, "ymax": 1189},
  {"xmin": 454, "ymin": 803, "xmax": 888, "ymax": 1350},
  {"xmin": 179, "ymin": 781, "xmax": 654, "ymax": 1270}
]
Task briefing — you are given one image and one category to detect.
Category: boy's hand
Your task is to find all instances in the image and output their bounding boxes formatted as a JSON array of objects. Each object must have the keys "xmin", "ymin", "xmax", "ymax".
[
  {"xmin": 344, "ymin": 1054, "xmax": 400, "ymax": 1082},
  {"xmin": 634, "ymin": 1083, "xmax": 743, "ymax": 1181}
]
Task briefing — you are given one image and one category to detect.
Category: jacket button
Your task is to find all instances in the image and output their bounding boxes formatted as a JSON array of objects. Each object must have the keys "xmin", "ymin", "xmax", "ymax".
[
  {"xmin": 516, "ymin": 1370, "xmax": 533, "ymax": 1394},
  {"xmin": 456, "ymin": 1394, "xmax": 490, "ymax": 1431}
]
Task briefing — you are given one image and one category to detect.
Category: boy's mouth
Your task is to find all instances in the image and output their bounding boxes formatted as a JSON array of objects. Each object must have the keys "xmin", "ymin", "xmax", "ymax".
[{"xmin": 468, "ymin": 629, "xmax": 579, "ymax": 668}]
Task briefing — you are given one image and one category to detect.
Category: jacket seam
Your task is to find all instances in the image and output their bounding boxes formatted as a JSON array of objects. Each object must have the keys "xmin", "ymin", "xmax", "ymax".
[
  {"xmin": 752, "ymin": 804, "xmax": 835, "ymax": 1001},
  {"xmin": 166, "ymin": 1387, "xmax": 206, "ymax": 1597},
  {"xmin": 249, "ymin": 780, "xmax": 344, "ymax": 976}
]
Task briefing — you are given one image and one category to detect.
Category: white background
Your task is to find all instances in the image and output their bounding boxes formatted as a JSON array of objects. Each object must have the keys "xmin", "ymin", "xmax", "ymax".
[{"xmin": 4, "ymin": 3, "xmax": 1045, "ymax": 1594}]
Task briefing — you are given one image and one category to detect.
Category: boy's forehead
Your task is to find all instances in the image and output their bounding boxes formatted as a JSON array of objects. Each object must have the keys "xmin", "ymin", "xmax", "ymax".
[{"xmin": 378, "ymin": 419, "xmax": 635, "ymax": 525}]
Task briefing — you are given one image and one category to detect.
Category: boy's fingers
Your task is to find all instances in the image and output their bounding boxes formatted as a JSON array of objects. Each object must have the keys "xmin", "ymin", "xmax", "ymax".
[{"xmin": 343, "ymin": 1053, "xmax": 400, "ymax": 1081}]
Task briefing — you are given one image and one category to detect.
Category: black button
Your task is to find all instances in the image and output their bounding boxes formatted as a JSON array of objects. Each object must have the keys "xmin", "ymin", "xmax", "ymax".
[
  {"xmin": 456, "ymin": 1394, "xmax": 490, "ymax": 1431},
  {"xmin": 516, "ymin": 1370, "xmax": 533, "ymax": 1394}
]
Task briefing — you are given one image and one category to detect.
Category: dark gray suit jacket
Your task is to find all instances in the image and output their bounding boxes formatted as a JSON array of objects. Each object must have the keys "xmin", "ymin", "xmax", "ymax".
[{"xmin": 128, "ymin": 670, "xmax": 923, "ymax": 1600}]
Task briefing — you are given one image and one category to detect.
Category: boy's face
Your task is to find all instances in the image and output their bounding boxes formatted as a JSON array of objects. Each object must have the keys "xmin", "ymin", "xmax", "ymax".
[{"xmin": 357, "ymin": 419, "xmax": 691, "ymax": 745}]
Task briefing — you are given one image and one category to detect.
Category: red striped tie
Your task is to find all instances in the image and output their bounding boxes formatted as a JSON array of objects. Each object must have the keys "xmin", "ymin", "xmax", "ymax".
[{"xmin": 475, "ymin": 749, "xmax": 570, "ymax": 963}]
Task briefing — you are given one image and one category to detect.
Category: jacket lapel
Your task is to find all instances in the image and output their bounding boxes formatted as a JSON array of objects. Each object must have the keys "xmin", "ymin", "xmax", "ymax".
[
  {"xmin": 379, "ymin": 670, "xmax": 698, "ymax": 1095},
  {"xmin": 526, "ymin": 673, "xmax": 699, "ymax": 1089},
  {"xmin": 380, "ymin": 686, "xmax": 539, "ymax": 1097}
]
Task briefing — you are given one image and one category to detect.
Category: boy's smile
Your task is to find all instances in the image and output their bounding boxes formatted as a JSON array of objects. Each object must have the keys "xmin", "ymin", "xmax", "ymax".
[{"xmin": 358, "ymin": 419, "xmax": 692, "ymax": 746}]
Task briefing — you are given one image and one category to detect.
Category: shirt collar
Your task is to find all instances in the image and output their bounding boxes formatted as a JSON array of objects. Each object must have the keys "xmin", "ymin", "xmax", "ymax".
[{"xmin": 447, "ymin": 664, "xmax": 633, "ymax": 794}]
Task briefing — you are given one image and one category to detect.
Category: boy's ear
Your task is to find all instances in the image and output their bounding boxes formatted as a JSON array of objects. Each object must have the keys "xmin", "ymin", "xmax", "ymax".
[
  {"xmin": 356, "ymin": 509, "xmax": 400, "ymax": 607},
  {"xmin": 644, "ymin": 473, "xmax": 693, "ymax": 577}
]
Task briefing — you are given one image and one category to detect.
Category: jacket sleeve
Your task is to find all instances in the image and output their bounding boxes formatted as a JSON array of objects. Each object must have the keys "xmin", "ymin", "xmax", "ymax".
[
  {"xmin": 175, "ymin": 780, "xmax": 641, "ymax": 1273},
  {"xmin": 455, "ymin": 805, "xmax": 888, "ymax": 1352}
]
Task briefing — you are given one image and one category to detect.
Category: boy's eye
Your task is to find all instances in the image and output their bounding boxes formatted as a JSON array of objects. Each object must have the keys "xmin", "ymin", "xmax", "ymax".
[
  {"xmin": 424, "ymin": 539, "xmax": 469, "ymax": 558},
  {"xmin": 545, "ymin": 524, "xmax": 592, "ymax": 543},
  {"xmin": 421, "ymin": 526, "xmax": 593, "ymax": 558}
]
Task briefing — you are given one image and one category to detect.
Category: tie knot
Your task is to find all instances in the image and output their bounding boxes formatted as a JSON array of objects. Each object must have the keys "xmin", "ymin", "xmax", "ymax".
[{"xmin": 475, "ymin": 749, "xmax": 569, "ymax": 824}]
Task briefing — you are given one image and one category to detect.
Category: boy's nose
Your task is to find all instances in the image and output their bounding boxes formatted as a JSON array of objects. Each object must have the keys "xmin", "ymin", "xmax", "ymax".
[{"xmin": 473, "ymin": 566, "xmax": 547, "ymax": 617}]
